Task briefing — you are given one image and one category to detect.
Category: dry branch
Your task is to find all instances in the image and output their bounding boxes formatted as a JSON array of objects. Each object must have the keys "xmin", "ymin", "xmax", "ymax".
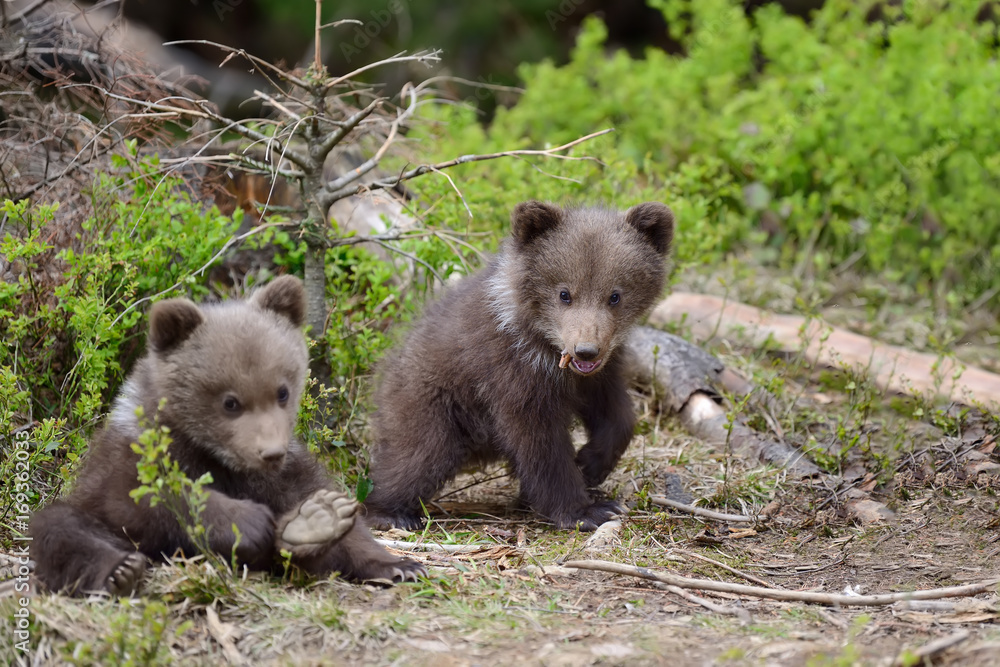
[
  {"xmin": 323, "ymin": 128, "xmax": 615, "ymax": 204},
  {"xmin": 681, "ymin": 551, "xmax": 778, "ymax": 589},
  {"xmin": 660, "ymin": 583, "xmax": 751, "ymax": 620},
  {"xmin": 648, "ymin": 496, "xmax": 754, "ymax": 523},
  {"xmin": 564, "ymin": 559, "xmax": 1000, "ymax": 607},
  {"xmin": 895, "ymin": 630, "xmax": 971, "ymax": 666}
]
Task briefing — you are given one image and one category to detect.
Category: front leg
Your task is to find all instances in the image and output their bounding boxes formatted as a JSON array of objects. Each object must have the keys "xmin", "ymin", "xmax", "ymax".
[
  {"xmin": 495, "ymin": 406, "xmax": 619, "ymax": 531},
  {"xmin": 201, "ymin": 491, "xmax": 276, "ymax": 569},
  {"xmin": 574, "ymin": 370, "xmax": 636, "ymax": 488}
]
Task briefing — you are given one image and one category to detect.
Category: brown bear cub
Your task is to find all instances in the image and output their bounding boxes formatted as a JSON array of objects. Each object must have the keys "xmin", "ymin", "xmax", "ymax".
[
  {"xmin": 365, "ymin": 201, "xmax": 674, "ymax": 531},
  {"xmin": 31, "ymin": 276, "xmax": 424, "ymax": 596}
]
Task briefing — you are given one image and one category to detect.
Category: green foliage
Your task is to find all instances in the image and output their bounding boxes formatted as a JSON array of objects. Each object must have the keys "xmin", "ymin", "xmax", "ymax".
[
  {"xmin": 62, "ymin": 600, "xmax": 186, "ymax": 666},
  {"xmin": 298, "ymin": 233, "xmax": 479, "ymax": 493},
  {"xmin": 408, "ymin": 0, "xmax": 1000, "ymax": 310},
  {"xmin": 0, "ymin": 147, "xmax": 239, "ymax": 542}
]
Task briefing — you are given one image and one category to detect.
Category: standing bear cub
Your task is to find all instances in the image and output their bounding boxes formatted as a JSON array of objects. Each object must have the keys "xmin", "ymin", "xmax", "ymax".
[
  {"xmin": 365, "ymin": 201, "xmax": 674, "ymax": 531},
  {"xmin": 31, "ymin": 276, "xmax": 424, "ymax": 596}
]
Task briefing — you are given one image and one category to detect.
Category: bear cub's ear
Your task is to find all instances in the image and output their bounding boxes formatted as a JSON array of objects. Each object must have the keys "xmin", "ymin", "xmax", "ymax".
[
  {"xmin": 252, "ymin": 275, "xmax": 307, "ymax": 328},
  {"xmin": 625, "ymin": 202, "xmax": 674, "ymax": 255},
  {"xmin": 510, "ymin": 201, "xmax": 563, "ymax": 245},
  {"xmin": 149, "ymin": 299, "xmax": 204, "ymax": 353}
]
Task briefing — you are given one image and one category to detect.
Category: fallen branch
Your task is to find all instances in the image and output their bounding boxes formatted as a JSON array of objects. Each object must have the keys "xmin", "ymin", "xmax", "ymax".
[
  {"xmin": 648, "ymin": 496, "xmax": 753, "ymax": 523},
  {"xmin": 564, "ymin": 559, "xmax": 1000, "ymax": 607},
  {"xmin": 375, "ymin": 539, "xmax": 487, "ymax": 553},
  {"xmin": 626, "ymin": 326, "xmax": 821, "ymax": 476}
]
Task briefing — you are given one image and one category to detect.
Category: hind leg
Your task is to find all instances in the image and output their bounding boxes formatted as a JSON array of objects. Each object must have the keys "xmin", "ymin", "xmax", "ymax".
[
  {"xmin": 275, "ymin": 489, "xmax": 358, "ymax": 557},
  {"xmin": 31, "ymin": 501, "xmax": 147, "ymax": 596},
  {"xmin": 364, "ymin": 402, "xmax": 470, "ymax": 530},
  {"xmin": 277, "ymin": 493, "xmax": 426, "ymax": 583},
  {"xmin": 307, "ymin": 518, "xmax": 427, "ymax": 584}
]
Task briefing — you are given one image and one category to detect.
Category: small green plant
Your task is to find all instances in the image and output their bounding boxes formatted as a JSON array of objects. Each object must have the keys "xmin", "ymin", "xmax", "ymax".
[
  {"xmin": 63, "ymin": 600, "xmax": 187, "ymax": 666},
  {"xmin": 128, "ymin": 403, "xmax": 237, "ymax": 592}
]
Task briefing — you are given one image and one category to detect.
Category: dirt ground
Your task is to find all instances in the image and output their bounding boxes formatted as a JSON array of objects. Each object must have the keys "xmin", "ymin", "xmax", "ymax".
[{"xmin": 5, "ymin": 394, "xmax": 1000, "ymax": 666}]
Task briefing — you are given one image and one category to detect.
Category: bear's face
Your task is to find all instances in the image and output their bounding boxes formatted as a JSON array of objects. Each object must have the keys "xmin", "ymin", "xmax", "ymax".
[
  {"xmin": 147, "ymin": 276, "xmax": 309, "ymax": 472},
  {"xmin": 508, "ymin": 202, "xmax": 673, "ymax": 376}
]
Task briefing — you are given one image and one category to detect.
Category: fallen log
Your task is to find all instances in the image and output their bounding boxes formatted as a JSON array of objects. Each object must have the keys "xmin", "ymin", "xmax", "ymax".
[
  {"xmin": 626, "ymin": 326, "xmax": 821, "ymax": 476},
  {"xmin": 649, "ymin": 292, "xmax": 1000, "ymax": 411}
]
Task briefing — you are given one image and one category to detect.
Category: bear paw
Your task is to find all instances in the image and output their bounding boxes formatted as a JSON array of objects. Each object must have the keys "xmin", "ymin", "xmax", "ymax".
[
  {"xmin": 106, "ymin": 552, "xmax": 147, "ymax": 596},
  {"xmin": 280, "ymin": 489, "xmax": 358, "ymax": 549},
  {"xmin": 554, "ymin": 500, "xmax": 624, "ymax": 532}
]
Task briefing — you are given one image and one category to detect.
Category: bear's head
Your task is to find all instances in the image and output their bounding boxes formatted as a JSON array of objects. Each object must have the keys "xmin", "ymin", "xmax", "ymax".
[
  {"xmin": 146, "ymin": 275, "xmax": 309, "ymax": 472},
  {"xmin": 506, "ymin": 200, "xmax": 674, "ymax": 375}
]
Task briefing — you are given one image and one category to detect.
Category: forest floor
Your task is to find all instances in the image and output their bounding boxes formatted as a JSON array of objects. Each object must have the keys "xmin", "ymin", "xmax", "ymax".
[{"xmin": 4, "ymin": 261, "xmax": 1000, "ymax": 666}]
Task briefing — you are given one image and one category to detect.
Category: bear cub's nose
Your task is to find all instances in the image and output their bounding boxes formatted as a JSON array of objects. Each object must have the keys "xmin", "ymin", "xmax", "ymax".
[
  {"xmin": 574, "ymin": 343, "xmax": 600, "ymax": 361},
  {"xmin": 260, "ymin": 446, "xmax": 286, "ymax": 464}
]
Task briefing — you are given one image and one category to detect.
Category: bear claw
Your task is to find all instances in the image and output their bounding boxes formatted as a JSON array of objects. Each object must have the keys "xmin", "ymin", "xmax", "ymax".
[
  {"xmin": 365, "ymin": 561, "xmax": 426, "ymax": 584},
  {"xmin": 281, "ymin": 489, "xmax": 358, "ymax": 547},
  {"xmin": 392, "ymin": 563, "xmax": 426, "ymax": 582},
  {"xmin": 106, "ymin": 552, "xmax": 147, "ymax": 596},
  {"xmin": 554, "ymin": 500, "xmax": 623, "ymax": 532}
]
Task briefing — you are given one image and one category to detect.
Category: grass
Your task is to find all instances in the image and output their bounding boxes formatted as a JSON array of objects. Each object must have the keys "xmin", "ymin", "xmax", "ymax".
[{"xmin": 4, "ymin": 257, "xmax": 1000, "ymax": 665}]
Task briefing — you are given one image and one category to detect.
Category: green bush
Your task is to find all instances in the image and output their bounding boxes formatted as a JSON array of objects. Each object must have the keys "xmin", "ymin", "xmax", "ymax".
[
  {"xmin": 0, "ymin": 148, "xmax": 239, "ymax": 544},
  {"xmin": 407, "ymin": 0, "xmax": 1000, "ymax": 309}
]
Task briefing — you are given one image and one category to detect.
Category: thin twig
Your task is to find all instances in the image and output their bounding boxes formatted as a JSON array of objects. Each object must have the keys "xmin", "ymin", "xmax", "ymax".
[
  {"xmin": 162, "ymin": 39, "xmax": 311, "ymax": 90},
  {"xmin": 660, "ymin": 584, "xmax": 751, "ymax": 620},
  {"xmin": 326, "ymin": 128, "xmax": 614, "ymax": 203},
  {"xmin": 8, "ymin": 0, "xmax": 51, "ymax": 25},
  {"xmin": 564, "ymin": 560, "xmax": 1000, "ymax": 607},
  {"xmin": 314, "ymin": 98, "xmax": 383, "ymax": 158},
  {"xmin": 325, "ymin": 50, "xmax": 443, "ymax": 89},
  {"xmin": 895, "ymin": 630, "xmax": 970, "ymax": 666},
  {"xmin": 109, "ymin": 221, "xmax": 291, "ymax": 328},
  {"xmin": 649, "ymin": 496, "xmax": 754, "ymax": 523},
  {"xmin": 683, "ymin": 551, "xmax": 779, "ymax": 589}
]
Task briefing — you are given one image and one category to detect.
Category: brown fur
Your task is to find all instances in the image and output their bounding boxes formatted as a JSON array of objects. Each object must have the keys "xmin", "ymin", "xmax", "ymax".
[
  {"xmin": 364, "ymin": 201, "xmax": 674, "ymax": 530},
  {"xmin": 30, "ymin": 276, "xmax": 424, "ymax": 596}
]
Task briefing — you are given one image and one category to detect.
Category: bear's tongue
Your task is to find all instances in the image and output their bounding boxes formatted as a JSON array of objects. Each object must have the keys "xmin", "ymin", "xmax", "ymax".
[{"xmin": 571, "ymin": 358, "xmax": 601, "ymax": 374}]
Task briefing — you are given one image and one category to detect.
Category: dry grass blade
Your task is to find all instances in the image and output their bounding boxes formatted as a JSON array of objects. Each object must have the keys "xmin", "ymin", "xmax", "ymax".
[{"xmin": 205, "ymin": 605, "xmax": 245, "ymax": 666}]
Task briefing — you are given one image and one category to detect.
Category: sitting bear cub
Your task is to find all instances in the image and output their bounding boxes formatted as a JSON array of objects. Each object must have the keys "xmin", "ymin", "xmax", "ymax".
[
  {"xmin": 364, "ymin": 201, "xmax": 674, "ymax": 531},
  {"xmin": 31, "ymin": 276, "xmax": 424, "ymax": 596}
]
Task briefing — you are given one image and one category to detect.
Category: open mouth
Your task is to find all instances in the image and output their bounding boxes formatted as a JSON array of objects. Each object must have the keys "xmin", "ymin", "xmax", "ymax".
[{"xmin": 570, "ymin": 358, "xmax": 602, "ymax": 375}]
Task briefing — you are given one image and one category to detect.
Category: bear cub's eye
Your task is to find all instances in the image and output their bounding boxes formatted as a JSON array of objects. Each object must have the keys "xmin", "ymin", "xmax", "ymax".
[
  {"xmin": 559, "ymin": 290, "xmax": 572, "ymax": 304},
  {"xmin": 222, "ymin": 396, "xmax": 241, "ymax": 413},
  {"xmin": 277, "ymin": 385, "xmax": 290, "ymax": 405},
  {"xmin": 609, "ymin": 292, "xmax": 621, "ymax": 306}
]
